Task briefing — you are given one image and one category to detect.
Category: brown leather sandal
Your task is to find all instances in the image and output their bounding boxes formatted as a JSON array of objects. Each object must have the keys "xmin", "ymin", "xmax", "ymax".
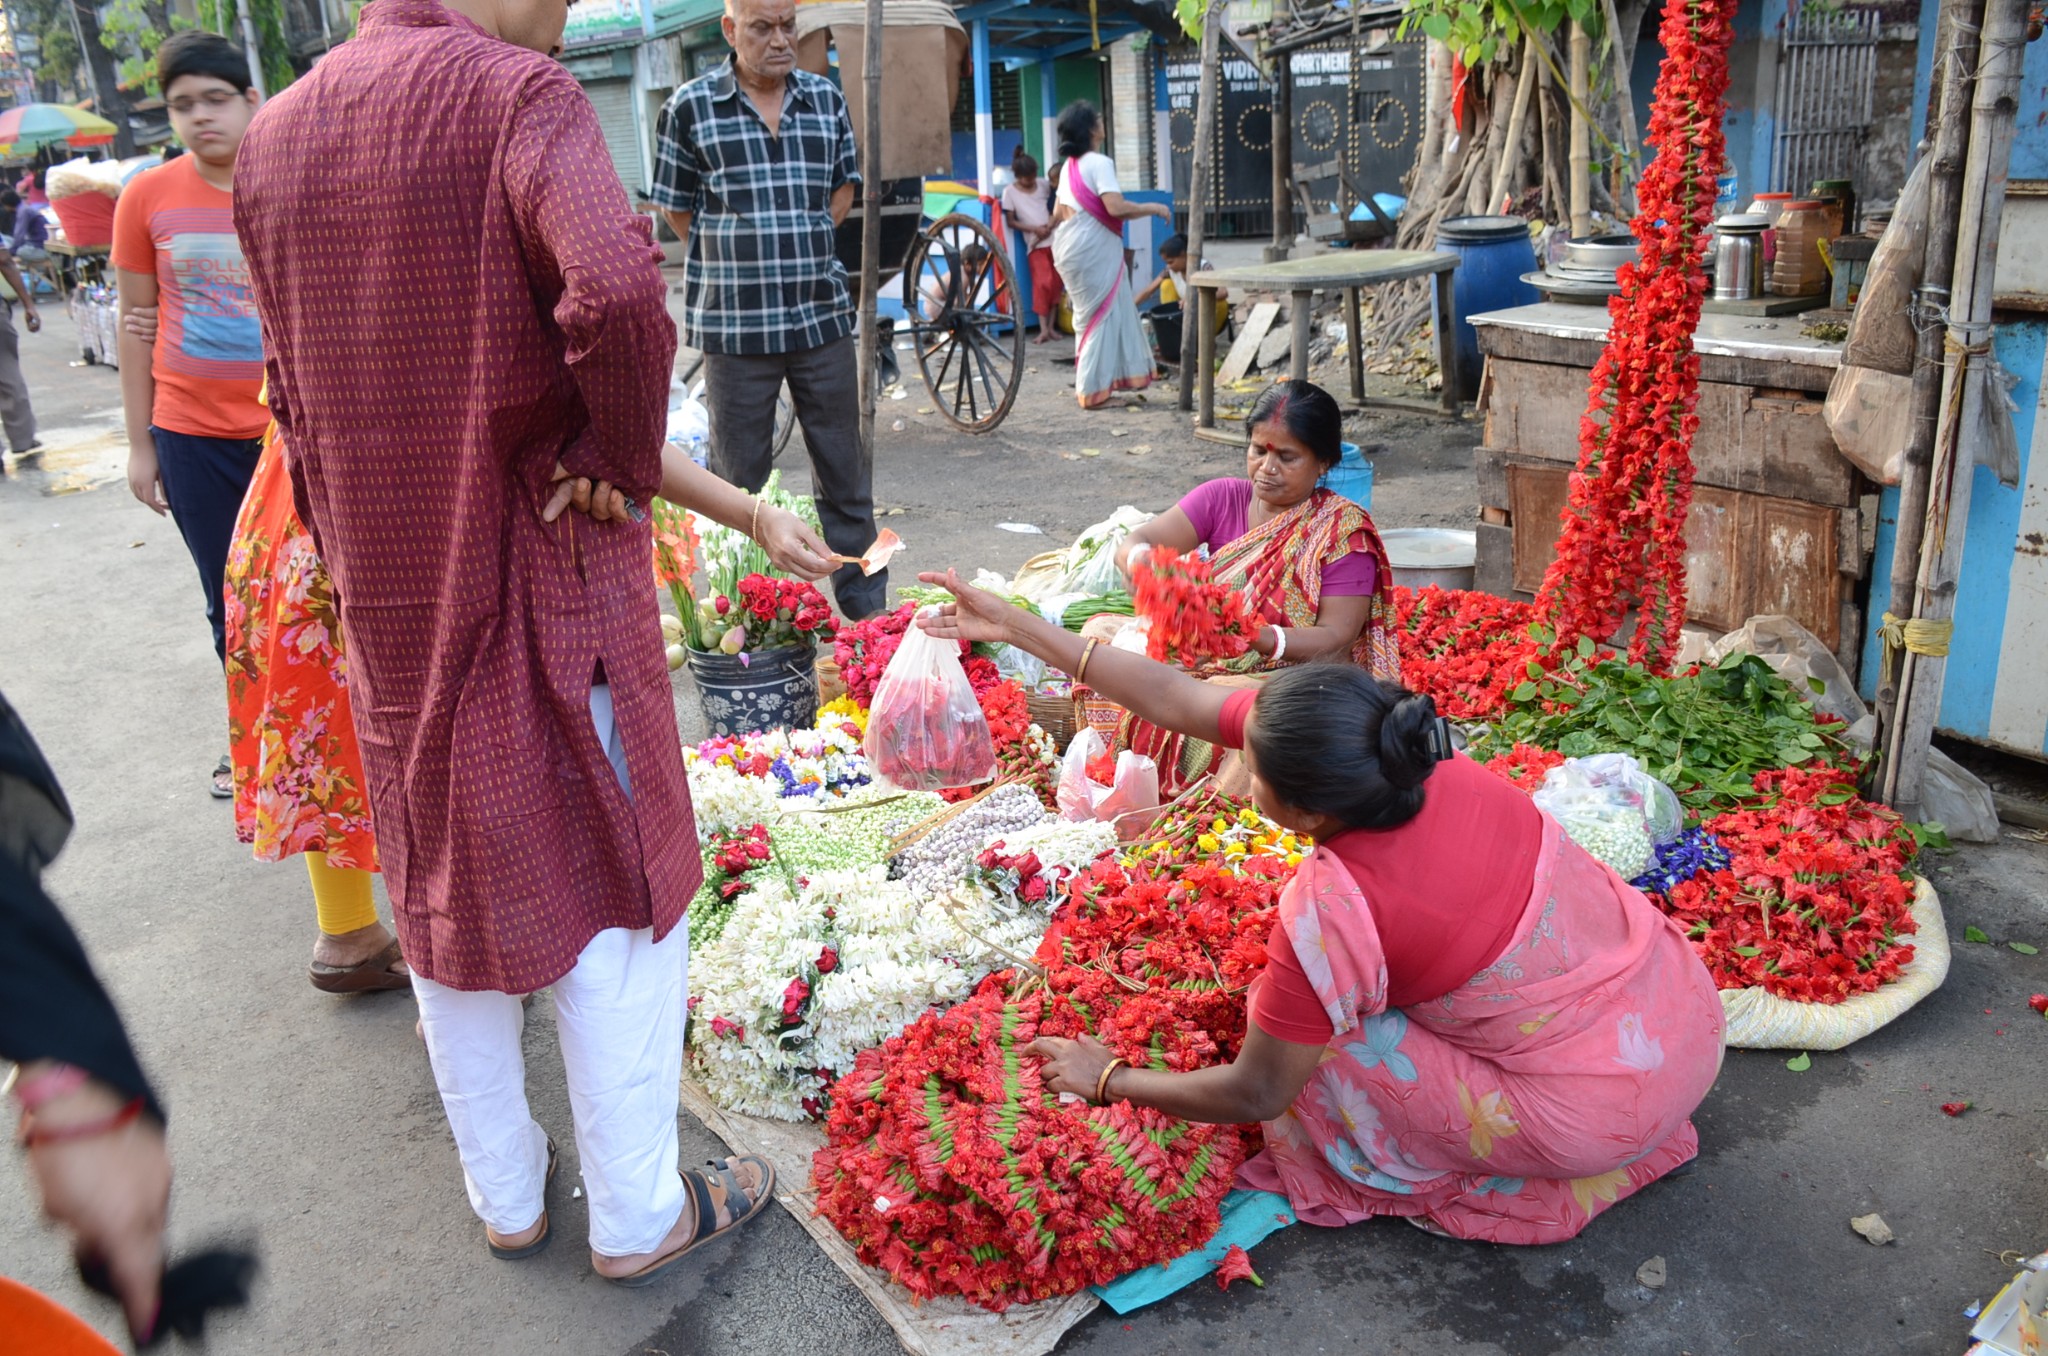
[
  {"xmin": 308, "ymin": 938, "xmax": 409, "ymax": 994},
  {"xmin": 601, "ymin": 1155, "xmax": 776, "ymax": 1288}
]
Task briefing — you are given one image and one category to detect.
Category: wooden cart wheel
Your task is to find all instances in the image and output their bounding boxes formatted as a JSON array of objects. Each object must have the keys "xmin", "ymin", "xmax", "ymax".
[{"xmin": 902, "ymin": 213, "xmax": 1025, "ymax": 433}]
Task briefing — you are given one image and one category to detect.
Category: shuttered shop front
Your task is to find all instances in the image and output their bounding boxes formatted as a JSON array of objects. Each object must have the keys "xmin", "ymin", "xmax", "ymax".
[{"xmin": 584, "ymin": 76, "xmax": 645, "ymax": 199}]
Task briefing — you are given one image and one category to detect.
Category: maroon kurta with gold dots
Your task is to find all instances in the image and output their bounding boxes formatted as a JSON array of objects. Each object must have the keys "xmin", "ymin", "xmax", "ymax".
[{"xmin": 232, "ymin": 0, "xmax": 700, "ymax": 993}]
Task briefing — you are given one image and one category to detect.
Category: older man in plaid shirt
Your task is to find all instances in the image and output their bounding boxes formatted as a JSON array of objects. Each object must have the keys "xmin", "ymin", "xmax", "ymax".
[{"xmin": 653, "ymin": 0, "xmax": 884, "ymax": 618}]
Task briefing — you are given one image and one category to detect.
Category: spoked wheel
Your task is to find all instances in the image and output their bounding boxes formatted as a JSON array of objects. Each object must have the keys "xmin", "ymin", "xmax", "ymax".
[{"xmin": 902, "ymin": 213, "xmax": 1025, "ymax": 433}]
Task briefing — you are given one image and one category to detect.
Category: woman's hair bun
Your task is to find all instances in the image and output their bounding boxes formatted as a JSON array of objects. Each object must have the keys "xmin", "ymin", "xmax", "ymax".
[{"xmin": 1377, "ymin": 692, "xmax": 1440, "ymax": 791}]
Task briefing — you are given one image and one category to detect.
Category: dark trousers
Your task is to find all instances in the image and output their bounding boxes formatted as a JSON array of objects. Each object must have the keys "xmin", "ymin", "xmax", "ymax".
[
  {"xmin": 151, "ymin": 426, "xmax": 262, "ymax": 665},
  {"xmin": 700, "ymin": 333, "xmax": 885, "ymax": 618}
]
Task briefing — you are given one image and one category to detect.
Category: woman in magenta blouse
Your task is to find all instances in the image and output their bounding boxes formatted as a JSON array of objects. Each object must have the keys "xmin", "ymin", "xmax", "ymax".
[{"xmin": 1109, "ymin": 380, "xmax": 1400, "ymax": 792}]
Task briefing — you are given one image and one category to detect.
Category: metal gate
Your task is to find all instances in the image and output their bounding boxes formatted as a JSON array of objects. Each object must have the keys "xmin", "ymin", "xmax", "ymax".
[{"xmin": 1771, "ymin": 1, "xmax": 1881, "ymax": 196}]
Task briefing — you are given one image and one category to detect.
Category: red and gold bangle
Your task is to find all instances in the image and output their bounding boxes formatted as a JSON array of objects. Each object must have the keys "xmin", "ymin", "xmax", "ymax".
[{"xmin": 19, "ymin": 1096, "xmax": 146, "ymax": 1149}]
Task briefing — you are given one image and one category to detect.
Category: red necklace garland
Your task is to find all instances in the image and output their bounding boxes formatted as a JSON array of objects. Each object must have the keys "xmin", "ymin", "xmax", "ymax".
[
  {"xmin": 1534, "ymin": 0, "xmax": 1736, "ymax": 671},
  {"xmin": 1130, "ymin": 549, "xmax": 1256, "ymax": 665},
  {"xmin": 812, "ymin": 838, "xmax": 1291, "ymax": 1310}
]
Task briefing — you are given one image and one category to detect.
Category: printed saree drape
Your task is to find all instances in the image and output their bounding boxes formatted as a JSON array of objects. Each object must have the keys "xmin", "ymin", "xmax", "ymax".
[{"xmin": 1236, "ymin": 821, "xmax": 1725, "ymax": 1243}]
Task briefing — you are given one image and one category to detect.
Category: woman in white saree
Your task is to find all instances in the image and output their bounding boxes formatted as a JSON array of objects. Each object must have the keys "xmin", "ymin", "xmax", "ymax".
[{"xmin": 1049, "ymin": 101, "xmax": 1171, "ymax": 409}]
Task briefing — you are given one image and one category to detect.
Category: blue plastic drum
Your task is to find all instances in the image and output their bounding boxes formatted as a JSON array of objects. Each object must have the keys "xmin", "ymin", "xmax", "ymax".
[{"xmin": 1434, "ymin": 215, "xmax": 1540, "ymax": 402}]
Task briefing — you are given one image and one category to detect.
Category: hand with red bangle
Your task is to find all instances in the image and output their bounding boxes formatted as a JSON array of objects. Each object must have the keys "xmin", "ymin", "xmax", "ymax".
[{"xmin": 12, "ymin": 1060, "xmax": 170, "ymax": 1340}]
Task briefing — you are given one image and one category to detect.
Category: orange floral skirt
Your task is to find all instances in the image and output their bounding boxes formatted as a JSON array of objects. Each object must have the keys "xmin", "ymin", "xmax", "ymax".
[{"xmin": 223, "ymin": 428, "xmax": 378, "ymax": 870}]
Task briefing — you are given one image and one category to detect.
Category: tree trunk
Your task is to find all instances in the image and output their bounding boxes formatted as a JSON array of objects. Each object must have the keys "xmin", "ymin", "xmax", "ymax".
[
  {"xmin": 1485, "ymin": 39, "xmax": 1539, "ymax": 216},
  {"xmin": 69, "ymin": 0, "xmax": 135, "ymax": 156},
  {"xmin": 1568, "ymin": 20, "xmax": 1592, "ymax": 236},
  {"xmin": 1178, "ymin": 0, "xmax": 1222, "ymax": 408},
  {"xmin": 1599, "ymin": 0, "xmax": 1643, "ymax": 214}
]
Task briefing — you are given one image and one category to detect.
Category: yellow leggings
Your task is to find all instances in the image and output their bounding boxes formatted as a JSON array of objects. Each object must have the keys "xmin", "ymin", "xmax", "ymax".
[{"xmin": 305, "ymin": 851, "xmax": 379, "ymax": 936}]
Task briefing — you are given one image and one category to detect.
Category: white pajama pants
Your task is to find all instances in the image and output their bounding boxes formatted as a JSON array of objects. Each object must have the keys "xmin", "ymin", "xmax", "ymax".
[{"xmin": 410, "ymin": 685, "xmax": 690, "ymax": 1257}]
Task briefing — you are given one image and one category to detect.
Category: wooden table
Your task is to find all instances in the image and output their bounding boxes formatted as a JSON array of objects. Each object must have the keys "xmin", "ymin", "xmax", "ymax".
[{"xmin": 1189, "ymin": 250, "xmax": 1462, "ymax": 439}]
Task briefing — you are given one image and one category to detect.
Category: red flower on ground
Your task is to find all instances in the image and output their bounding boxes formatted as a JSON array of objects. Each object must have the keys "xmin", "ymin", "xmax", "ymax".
[{"xmin": 1215, "ymin": 1245, "xmax": 1264, "ymax": 1292}]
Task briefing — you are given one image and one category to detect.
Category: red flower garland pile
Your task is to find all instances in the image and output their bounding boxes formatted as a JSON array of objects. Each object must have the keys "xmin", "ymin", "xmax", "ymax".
[
  {"xmin": 1482, "ymin": 743, "xmax": 1567, "ymax": 794},
  {"xmin": 812, "ymin": 847, "xmax": 1291, "ymax": 1310},
  {"xmin": 1130, "ymin": 549, "xmax": 1256, "ymax": 666},
  {"xmin": 1656, "ymin": 765, "xmax": 1921, "ymax": 1002},
  {"xmin": 1393, "ymin": 586, "xmax": 1548, "ymax": 721},
  {"xmin": 1533, "ymin": 0, "xmax": 1736, "ymax": 671}
]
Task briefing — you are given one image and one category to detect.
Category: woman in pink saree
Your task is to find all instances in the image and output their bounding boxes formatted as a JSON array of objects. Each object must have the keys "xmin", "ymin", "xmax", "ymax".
[
  {"xmin": 1049, "ymin": 101, "xmax": 1169, "ymax": 409},
  {"xmin": 916, "ymin": 572, "xmax": 1727, "ymax": 1244}
]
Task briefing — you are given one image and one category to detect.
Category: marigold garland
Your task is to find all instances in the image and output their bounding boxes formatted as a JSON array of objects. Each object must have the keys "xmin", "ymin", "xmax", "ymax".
[{"xmin": 1533, "ymin": 0, "xmax": 1736, "ymax": 671}]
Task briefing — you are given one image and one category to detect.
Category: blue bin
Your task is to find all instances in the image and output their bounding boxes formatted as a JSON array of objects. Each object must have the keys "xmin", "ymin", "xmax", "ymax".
[
  {"xmin": 1318, "ymin": 441, "xmax": 1374, "ymax": 510},
  {"xmin": 1434, "ymin": 215, "xmax": 1540, "ymax": 403}
]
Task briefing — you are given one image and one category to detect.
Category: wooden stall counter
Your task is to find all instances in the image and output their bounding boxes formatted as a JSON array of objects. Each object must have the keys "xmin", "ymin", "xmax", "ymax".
[{"xmin": 1470, "ymin": 302, "xmax": 1873, "ymax": 676}]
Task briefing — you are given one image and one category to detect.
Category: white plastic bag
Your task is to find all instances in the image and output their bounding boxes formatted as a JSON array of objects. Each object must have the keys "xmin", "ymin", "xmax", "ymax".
[
  {"xmin": 863, "ymin": 608, "xmax": 996, "ymax": 793},
  {"xmin": 1532, "ymin": 753, "xmax": 1683, "ymax": 879},
  {"xmin": 1055, "ymin": 728, "xmax": 1160, "ymax": 841}
]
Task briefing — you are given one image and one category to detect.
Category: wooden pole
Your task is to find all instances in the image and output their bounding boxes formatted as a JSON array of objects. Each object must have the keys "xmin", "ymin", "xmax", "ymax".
[
  {"xmin": 1267, "ymin": 22, "xmax": 1293, "ymax": 263},
  {"xmin": 1873, "ymin": 0, "xmax": 1981, "ymax": 804},
  {"xmin": 856, "ymin": 0, "xmax": 884, "ymax": 466},
  {"xmin": 1177, "ymin": 0, "xmax": 1222, "ymax": 409},
  {"xmin": 1885, "ymin": 0, "xmax": 2025, "ymax": 815},
  {"xmin": 1568, "ymin": 20, "xmax": 1592, "ymax": 237},
  {"xmin": 1486, "ymin": 38, "xmax": 1538, "ymax": 216}
]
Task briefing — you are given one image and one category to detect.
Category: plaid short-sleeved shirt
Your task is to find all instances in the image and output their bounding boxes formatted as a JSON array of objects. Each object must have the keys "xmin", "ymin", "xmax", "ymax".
[{"xmin": 652, "ymin": 60, "xmax": 861, "ymax": 356}]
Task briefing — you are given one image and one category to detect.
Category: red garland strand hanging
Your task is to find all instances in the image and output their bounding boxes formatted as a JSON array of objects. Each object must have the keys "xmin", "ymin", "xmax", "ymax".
[{"xmin": 1534, "ymin": 0, "xmax": 1737, "ymax": 672}]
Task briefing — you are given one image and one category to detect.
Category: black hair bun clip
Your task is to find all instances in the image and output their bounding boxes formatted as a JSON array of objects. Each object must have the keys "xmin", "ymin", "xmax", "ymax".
[{"xmin": 1423, "ymin": 716, "xmax": 1457, "ymax": 764}]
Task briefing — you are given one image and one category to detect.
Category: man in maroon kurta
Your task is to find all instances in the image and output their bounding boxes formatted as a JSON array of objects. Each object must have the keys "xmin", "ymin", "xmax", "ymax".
[{"xmin": 234, "ymin": 0, "xmax": 766, "ymax": 1281}]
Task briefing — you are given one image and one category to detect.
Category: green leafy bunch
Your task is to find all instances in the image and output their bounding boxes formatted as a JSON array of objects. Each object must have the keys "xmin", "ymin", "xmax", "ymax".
[
  {"xmin": 1400, "ymin": 0, "xmax": 1600, "ymax": 66},
  {"xmin": 1475, "ymin": 641, "xmax": 1857, "ymax": 816}
]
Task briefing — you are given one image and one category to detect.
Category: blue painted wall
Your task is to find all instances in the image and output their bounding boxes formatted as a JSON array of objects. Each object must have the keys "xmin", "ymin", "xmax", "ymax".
[
  {"xmin": 1858, "ymin": 320, "xmax": 2048, "ymax": 748},
  {"xmin": 1856, "ymin": 8, "xmax": 2048, "ymax": 752}
]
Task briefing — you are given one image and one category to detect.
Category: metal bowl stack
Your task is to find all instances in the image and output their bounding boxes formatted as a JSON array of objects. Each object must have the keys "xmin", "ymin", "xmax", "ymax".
[{"xmin": 1522, "ymin": 234, "xmax": 1638, "ymax": 304}]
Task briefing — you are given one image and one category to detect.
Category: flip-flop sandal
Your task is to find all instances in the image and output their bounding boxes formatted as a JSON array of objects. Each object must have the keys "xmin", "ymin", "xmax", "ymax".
[
  {"xmin": 487, "ymin": 1138, "xmax": 559, "ymax": 1261},
  {"xmin": 602, "ymin": 1155, "xmax": 776, "ymax": 1288},
  {"xmin": 210, "ymin": 755, "xmax": 234, "ymax": 800},
  {"xmin": 308, "ymin": 938, "xmax": 410, "ymax": 994}
]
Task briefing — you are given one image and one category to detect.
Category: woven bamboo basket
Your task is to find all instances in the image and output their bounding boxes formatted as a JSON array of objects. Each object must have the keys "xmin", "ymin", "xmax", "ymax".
[{"xmin": 1025, "ymin": 690, "xmax": 1083, "ymax": 749}]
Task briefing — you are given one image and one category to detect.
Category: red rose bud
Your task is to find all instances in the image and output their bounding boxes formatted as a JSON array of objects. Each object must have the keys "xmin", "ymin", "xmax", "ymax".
[
  {"xmin": 818, "ymin": 946, "xmax": 840, "ymax": 974},
  {"xmin": 1941, "ymin": 1100, "xmax": 1971, "ymax": 1117},
  {"xmin": 715, "ymin": 595, "xmax": 731, "ymax": 615},
  {"xmin": 2030, "ymin": 994, "xmax": 2048, "ymax": 1015},
  {"xmin": 1015, "ymin": 852, "xmax": 1043, "ymax": 878},
  {"xmin": 1021, "ymin": 875, "xmax": 1050, "ymax": 903}
]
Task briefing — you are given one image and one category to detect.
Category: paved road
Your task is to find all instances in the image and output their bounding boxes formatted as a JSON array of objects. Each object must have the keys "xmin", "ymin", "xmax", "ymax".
[{"xmin": 3, "ymin": 305, "xmax": 2045, "ymax": 1356}]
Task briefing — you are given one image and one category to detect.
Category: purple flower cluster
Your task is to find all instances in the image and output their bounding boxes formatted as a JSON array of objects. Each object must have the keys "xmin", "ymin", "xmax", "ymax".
[{"xmin": 1631, "ymin": 828, "xmax": 1731, "ymax": 897}]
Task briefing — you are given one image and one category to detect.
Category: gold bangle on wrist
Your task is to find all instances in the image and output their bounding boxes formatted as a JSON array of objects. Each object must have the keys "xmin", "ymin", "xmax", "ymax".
[
  {"xmin": 1075, "ymin": 637, "xmax": 1100, "ymax": 685},
  {"xmin": 749, "ymin": 497, "xmax": 764, "ymax": 542},
  {"xmin": 1094, "ymin": 1056, "xmax": 1126, "ymax": 1106}
]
